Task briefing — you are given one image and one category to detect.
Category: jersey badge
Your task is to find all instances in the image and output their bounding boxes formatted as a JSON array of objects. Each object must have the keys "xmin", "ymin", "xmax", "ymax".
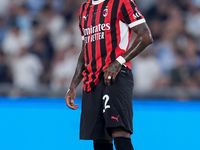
[{"xmin": 103, "ymin": 6, "xmax": 109, "ymax": 17}]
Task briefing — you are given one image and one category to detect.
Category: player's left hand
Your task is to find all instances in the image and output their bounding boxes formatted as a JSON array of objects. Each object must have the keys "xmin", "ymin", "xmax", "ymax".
[{"xmin": 103, "ymin": 60, "xmax": 122, "ymax": 86}]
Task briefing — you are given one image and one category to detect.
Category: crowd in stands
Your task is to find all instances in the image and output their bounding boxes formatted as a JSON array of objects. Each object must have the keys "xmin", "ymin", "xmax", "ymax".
[
  {"xmin": 135, "ymin": 0, "xmax": 200, "ymax": 95},
  {"xmin": 0, "ymin": 0, "xmax": 200, "ymax": 97}
]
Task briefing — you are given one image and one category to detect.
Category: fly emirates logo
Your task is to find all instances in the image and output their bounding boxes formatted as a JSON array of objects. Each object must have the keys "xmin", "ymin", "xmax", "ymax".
[{"xmin": 83, "ymin": 23, "xmax": 110, "ymax": 43}]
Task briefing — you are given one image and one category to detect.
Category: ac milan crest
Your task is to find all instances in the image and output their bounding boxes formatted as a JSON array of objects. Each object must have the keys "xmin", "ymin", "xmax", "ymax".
[{"xmin": 103, "ymin": 7, "xmax": 109, "ymax": 17}]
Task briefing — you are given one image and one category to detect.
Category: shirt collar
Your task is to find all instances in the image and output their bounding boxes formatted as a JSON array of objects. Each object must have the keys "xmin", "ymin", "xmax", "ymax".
[{"xmin": 92, "ymin": 0, "xmax": 105, "ymax": 5}]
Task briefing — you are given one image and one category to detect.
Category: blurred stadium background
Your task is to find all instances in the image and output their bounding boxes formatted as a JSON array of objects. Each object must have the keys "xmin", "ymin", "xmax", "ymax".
[
  {"xmin": 0, "ymin": 0, "xmax": 200, "ymax": 150},
  {"xmin": 0, "ymin": 0, "xmax": 200, "ymax": 99}
]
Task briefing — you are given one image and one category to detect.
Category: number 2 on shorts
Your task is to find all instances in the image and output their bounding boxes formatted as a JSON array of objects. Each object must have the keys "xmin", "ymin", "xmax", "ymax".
[{"xmin": 102, "ymin": 94, "xmax": 110, "ymax": 113}]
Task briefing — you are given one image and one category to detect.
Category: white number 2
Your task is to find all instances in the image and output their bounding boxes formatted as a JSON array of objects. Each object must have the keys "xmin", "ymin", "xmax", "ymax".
[{"xmin": 102, "ymin": 94, "xmax": 110, "ymax": 113}]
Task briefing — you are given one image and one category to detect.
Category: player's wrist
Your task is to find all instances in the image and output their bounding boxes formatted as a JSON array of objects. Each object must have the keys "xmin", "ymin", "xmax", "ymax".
[
  {"xmin": 69, "ymin": 83, "xmax": 76, "ymax": 90},
  {"xmin": 116, "ymin": 56, "xmax": 126, "ymax": 65},
  {"xmin": 66, "ymin": 86, "xmax": 76, "ymax": 95},
  {"xmin": 69, "ymin": 86, "xmax": 76, "ymax": 91}
]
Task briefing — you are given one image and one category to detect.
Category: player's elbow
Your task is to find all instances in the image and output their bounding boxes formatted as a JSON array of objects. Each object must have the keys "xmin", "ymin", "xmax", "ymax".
[{"xmin": 140, "ymin": 31, "xmax": 153, "ymax": 46}]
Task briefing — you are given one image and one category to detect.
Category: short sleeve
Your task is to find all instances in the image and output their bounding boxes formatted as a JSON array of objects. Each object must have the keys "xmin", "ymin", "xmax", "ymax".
[
  {"xmin": 78, "ymin": 4, "xmax": 85, "ymax": 40},
  {"xmin": 79, "ymin": 21, "xmax": 84, "ymax": 40},
  {"xmin": 120, "ymin": 0, "xmax": 146, "ymax": 28}
]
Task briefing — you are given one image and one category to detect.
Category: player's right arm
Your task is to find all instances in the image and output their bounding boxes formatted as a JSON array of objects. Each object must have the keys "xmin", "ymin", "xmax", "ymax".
[{"xmin": 65, "ymin": 41, "xmax": 85, "ymax": 110}]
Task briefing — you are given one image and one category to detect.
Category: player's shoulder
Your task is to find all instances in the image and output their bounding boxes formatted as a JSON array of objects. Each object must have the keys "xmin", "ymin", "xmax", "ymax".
[
  {"xmin": 116, "ymin": 0, "xmax": 135, "ymax": 7},
  {"xmin": 120, "ymin": 0, "xmax": 136, "ymax": 5},
  {"xmin": 79, "ymin": 0, "xmax": 91, "ymax": 14},
  {"xmin": 80, "ymin": 0, "xmax": 92, "ymax": 8}
]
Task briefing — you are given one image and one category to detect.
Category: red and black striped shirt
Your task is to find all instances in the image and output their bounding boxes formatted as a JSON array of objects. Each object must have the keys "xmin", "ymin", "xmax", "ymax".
[{"xmin": 79, "ymin": 0, "xmax": 146, "ymax": 92}]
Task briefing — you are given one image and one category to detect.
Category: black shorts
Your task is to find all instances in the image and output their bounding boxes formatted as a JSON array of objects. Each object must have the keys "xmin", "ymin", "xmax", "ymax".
[{"xmin": 80, "ymin": 66, "xmax": 134, "ymax": 140}]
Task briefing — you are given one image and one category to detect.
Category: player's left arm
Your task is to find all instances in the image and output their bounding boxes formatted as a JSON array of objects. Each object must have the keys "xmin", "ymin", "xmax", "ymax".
[
  {"xmin": 104, "ymin": 22, "xmax": 153, "ymax": 86},
  {"xmin": 122, "ymin": 22, "xmax": 153, "ymax": 62}
]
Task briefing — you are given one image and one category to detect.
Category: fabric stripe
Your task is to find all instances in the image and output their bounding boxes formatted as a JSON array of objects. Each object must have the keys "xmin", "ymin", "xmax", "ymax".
[
  {"xmin": 120, "ymin": 3, "xmax": 131, "ymax": 24},
  {"xmin": 123, "ymin": 1, "xmax": 135, "ymax": 23},
  {"xmin": 103, "ymin": 0, "xmax": 114, "ymax": 69},
  {"xmin": 93, "ymin": 3, "xmax": 103, "ymax": 83},
  {"xmin": 85, "ymin": 4, "xmax": 95, "ymax": 91},
  {"xmin": 89, "ymin": 4, "xmax": 98, "ymax": 89},
  {"xmin": 83, "ymin": 1, "xmax": 92, "ymax": 91},
  {"xmin": 80, "ymin": 2, "xmax": 86, "ymax": 21},
  {"xmin": 99, "ymin": 0, "xmax": 110, "ymax": 72},
  {"xmin": 80, "ymin": 2, "xmax": 88, "ymax": 90},
  {"xmin": 110, "ymin": 0, "xmax": 120, "ymax": 62},
  {"xmin": 115, "ymin": 1, "xmax": 122, "ymax": 45}
]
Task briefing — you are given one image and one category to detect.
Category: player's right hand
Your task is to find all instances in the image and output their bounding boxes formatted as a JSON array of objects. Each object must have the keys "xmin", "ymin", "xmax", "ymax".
[
  {"xmin": 103, "ymin": 60, "xmax": 122, "ymax": 86},
  {"xmin": 65, "ymin": 88, "xmax": 79, "ymax": 110}
]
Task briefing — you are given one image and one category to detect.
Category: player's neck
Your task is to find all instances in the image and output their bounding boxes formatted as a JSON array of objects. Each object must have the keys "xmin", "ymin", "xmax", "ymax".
[{"xmin": 92, "ymin": 0, "xmax": 105, "ymax": 5}]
